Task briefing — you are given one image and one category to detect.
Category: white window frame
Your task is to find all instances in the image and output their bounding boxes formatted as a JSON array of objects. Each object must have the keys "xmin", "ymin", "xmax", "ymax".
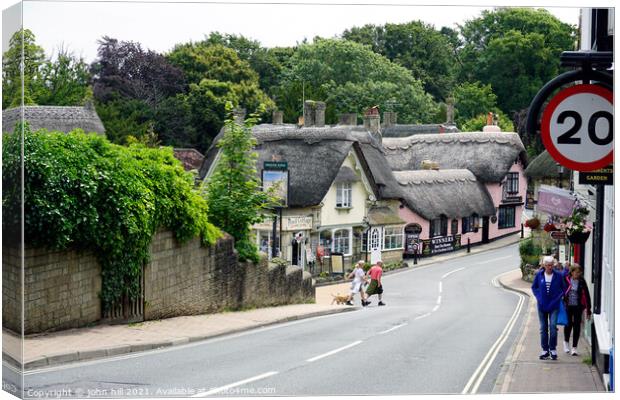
[
  {"xmin": 336, "ymin": 182, "xmax": 352, "ymax": 208},
  {"xmin": 333, "ymin": 228, "xmax": 352, "ymax": 255},
  {"xmin": 383, "ymin": 225, "xmax": 404, "ymax": 250}
]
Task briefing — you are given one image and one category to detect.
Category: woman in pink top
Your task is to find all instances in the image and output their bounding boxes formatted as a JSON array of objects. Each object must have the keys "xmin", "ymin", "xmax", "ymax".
[{"xmin": 366, "ymin": 260, "xmax": 385, "ymax": 306}]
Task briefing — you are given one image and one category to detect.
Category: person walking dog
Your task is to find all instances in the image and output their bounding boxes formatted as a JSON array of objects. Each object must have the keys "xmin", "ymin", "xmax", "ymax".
[
  {"xmin": 563, "ymin": 264, "xmax": 592, "ymax": 356},
  {"xmin": 365, "ymin": 260, "xmax": 385, "ymax": 306},
  {"xmin": 532, "ymin": 256, "xmax": 567, "ymax": 360},
  {"xmin": 346, "ymin": 261, "xmax": 369, "ymax": 306}
]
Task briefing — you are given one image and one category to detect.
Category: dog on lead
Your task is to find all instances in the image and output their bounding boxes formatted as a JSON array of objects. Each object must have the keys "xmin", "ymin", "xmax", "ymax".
[{"xmin": 331, "ymin": 293, "xmax": 350, "ymax": 305}]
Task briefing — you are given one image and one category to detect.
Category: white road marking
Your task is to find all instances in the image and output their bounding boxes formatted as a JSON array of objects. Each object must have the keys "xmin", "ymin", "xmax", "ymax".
[
  {"xmin": 414, "ymin": 313, "xmax": 431, "ymax": 320},
  {"xmin": 461, "ymin": 277, "xmax": 525, "ymax": 395},
  {"xmin": 432, "ymin": 305, "xmax": 440, "ymax": 312},
  {"xmin": 306, "ymin": 341, "xmax": 363, "ymax": 363},
  {"xmin": 474, "ymin": 255, "xmax": 512, "ymax": 265},
  {"xmin": 191, "ymin": 371, "xmax": 278, "ymax": 397},
  {"xmin": 379, "ymin": 323, "xmax": 408, "ymax": 335},
  {"xmin": 438, "ymin": 281, "xmax": 443, "ymax": 293},
  {"xmin": 442, "ymin": 267, "xmax": 465, "ymax": 279},
  {"xmin": 436, "ymin": 295, "xmax": 442, "ymax": 305}
]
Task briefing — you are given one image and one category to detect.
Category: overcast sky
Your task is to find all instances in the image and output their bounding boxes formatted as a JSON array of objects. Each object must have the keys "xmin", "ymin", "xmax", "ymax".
[{"xmin": 0, "ymin": 0, "xmax": 596, "ymax": 63}]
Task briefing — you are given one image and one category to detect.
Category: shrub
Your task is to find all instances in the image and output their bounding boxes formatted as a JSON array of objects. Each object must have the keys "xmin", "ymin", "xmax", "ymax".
[{"xmin": 2, "ymin": 125, "xmax": 221, "ymax": 310}]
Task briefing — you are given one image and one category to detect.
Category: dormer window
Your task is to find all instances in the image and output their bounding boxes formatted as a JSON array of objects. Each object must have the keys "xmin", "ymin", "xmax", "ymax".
[
  {"xmin": 504, "ymin": 172, "xmax": 519, "ymax": 195},
  {"xmin": 336, "ymin": 182, "xmax": 352, "ymax": 208}
]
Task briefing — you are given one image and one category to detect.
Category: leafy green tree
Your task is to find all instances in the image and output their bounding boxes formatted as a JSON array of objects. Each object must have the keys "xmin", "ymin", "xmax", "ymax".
[
  {"xmin": 452, "ymin": 81, "xmax": 497, "ymax": 125},
  {"xmin": 167, "ymin": 43, "xmax": 258, "ymax": 85},
  {"xmin": 36, "ymin": 48, "xmax": 91, "ymax": 106},
  {"xmin": 94, "ymin": 97, "xmax": 154, "ymax": 144},
  {"xmin": 2, "ymin": 29, "xmax": 45, "ymax": 108},
  {"xmin": 342, "ymin": 21, "xmax": 457, "ymax": 100},
  {"xmin": 205, "ymin": 103, "xmax": 275, "ymax": 262},
  {"xmin": 458, "ymin": 8, "xmax": 576, "ymax": 114},
  {"xmin": 278, "ymin": 38, "xmax": 438, "ymax": 123}
]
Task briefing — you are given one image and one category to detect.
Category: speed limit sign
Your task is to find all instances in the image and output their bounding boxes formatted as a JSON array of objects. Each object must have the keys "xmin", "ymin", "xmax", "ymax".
[{"xmin": 541, "ymin": 84, "xmax": 613, "ymax": 172}]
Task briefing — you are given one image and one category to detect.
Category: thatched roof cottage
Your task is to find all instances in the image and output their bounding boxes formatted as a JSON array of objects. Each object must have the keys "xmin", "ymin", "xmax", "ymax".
[{"xmin": 2, "ymin": 104, "xmax": 106, "ymax": 135}]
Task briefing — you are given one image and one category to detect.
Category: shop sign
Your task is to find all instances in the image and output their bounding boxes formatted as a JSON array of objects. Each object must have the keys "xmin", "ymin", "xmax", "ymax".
[
  {"xmin": 536, "ymin": 185, "xmax": 576, "ymax": 217},
  {"xmin": 578, "ymin": 165, "xmax": 613, "ymax": 185},
  {"xmin": 422, "ymin": 234, "xmax": 462, "ymax": 255},
  {"xmin": 284, "ymin": 216, "xmax": 313, "ymax": 231}
]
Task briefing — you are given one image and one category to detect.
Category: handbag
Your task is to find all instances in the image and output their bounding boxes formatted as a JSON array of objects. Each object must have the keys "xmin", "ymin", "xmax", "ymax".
[{"xmin": 557, "ymin": 301, "xmax": 568, "ymax": 326}]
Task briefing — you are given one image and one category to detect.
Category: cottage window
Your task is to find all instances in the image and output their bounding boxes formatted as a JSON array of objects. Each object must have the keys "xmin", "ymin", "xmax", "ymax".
[
  {"xmin": 430, "ymin": 216, "xmax": 447, "ymax": 237},
  {"xmin": 319, "ymin": 230, "xmax": 332, "ymax": 256},
  {"xmin": 498, "ymin": 206, "xmax": 516, "ymax": 229},
  {"xmin": 462, "ymin": 215, "xmax": 479, "ymax": 233},
  {"xmin": 336, "ymin": 183, "xmax": 352, "ymax": 208},
  {"xmin": 504, "ymin": 172, "xmax": 519, "ymax": 195},
  {"xmin": 383, "ymin": 226, "xmax": 404, "ymax": 250},
  {"xmin": 451, "ymin": 219, "xmax": 459, "ymax": 235},
  {"xmin": 333, "ymin": 229, "xmax": 351, "ymax": 255}
]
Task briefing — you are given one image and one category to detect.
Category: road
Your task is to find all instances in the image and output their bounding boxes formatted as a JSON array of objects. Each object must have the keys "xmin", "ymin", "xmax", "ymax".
[{"xmin": 6, "ymin": 243, "xmax": 528, "ymax": 397}]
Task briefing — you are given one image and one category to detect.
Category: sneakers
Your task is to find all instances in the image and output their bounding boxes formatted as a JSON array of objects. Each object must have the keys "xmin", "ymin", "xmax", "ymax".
[
  {"xmin": 539, "ymin": 351, "xmax": 550, "ymax": 360},
  {"xmin": 571, "ymin": 348, "xmax": 579, "ymax": 356},
  {"xmin": 378, "ymin": 301, "xmax": 386, "ymax": 306},
  {"xmin": 563, "ymin": 341, "xmax": 570, "ymax": 354},
  {"xmin": 550, "ymin": 350, "xmax": 558, "ymax": 360},
  {"xmin": 362, "ymin": 300, "xmax": 371, "ymax": 307},
  {"xmin": 345, "ymin": 301, "xmax": 354, "ymax": 306}
]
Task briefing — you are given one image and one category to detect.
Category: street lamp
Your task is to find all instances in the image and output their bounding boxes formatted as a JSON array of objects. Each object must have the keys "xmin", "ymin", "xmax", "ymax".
[{"xmin": 557, "ymin": 163, "xmax": 565, "ymax": 189}]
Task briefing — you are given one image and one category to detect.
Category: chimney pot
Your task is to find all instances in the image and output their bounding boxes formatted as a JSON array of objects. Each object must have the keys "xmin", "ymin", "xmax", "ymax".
[
  {"xmin": 233, "ymin": 107, "xmax": 246, "ymax": 125},
  {"xmin": 382, "ymin": 111, "xmax": 397, "ymax": 128},
  {"xmin": 338, "ymin": 113, "xmax": 358, "ymax": 126},
  {"xmin": 364, "ymin": 107, "xmax": 381, "ymax": 135},
  {"xmin": 272, "ymin": 110, "xmax": 284, "ymax": 125}
]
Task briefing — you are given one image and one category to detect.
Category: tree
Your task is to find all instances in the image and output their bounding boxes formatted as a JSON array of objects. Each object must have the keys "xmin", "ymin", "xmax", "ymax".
[
  {"xmin": 91, "ymin": 37, "xmax": 186, "ymax": 106},
  {"xmin": 204, "ymin": 103, "xmax": 275, "ymax": 262},
  {"xmin": 167, "ymin": 43, "xmax": 258, "ymax": 85},
  {"xmin": 2, "ymin": 29, "xmax": 45, "ymax": 108},
  {"xmin": 342, "ymin": 21, "xmax": 457, "ymax": 100},
  {"xmin": 458, "ymin": 8, "xmax": 576, "ymax": 114},
  {"xmin": 36, "ymin": 48, "xmax": 91, "ymax": 106},
  {"xmin": 452, "ymin": 81, "xmax": 497, "ymax": 125},
  {"xmin": 277, "ymin": 38, "xmax": 438, "ymax": 123}
]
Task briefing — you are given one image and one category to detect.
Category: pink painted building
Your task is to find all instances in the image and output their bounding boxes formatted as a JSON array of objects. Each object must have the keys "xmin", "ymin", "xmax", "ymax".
[{"xmin": 381, "ymin": 131, "xmax": 527, "ymax": 257}]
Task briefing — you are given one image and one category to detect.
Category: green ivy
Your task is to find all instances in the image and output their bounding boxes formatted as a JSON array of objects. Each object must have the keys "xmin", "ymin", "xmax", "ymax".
[{"xmin": 2, "ymin": 125, "xmax": 221, "ymax": 310}]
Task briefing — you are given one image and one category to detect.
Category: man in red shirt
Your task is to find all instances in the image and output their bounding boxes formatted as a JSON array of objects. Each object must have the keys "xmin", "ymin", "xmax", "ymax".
[{"xmin": 366, "ymin": 260, "xmax": 385, "ymax": 306}]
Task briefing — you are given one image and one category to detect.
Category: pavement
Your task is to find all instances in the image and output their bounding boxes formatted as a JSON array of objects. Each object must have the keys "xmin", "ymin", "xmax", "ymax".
[
  {"xmin": 494, "ymin": 268, "xmax": 606, "ymax": 393},
  {"xmin": 3, "ymin": 229, "xmax": 605, "ymax": 394}
]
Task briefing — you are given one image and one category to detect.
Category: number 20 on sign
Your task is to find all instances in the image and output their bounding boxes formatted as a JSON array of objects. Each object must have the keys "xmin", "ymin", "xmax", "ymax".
[{"xmin": 541, "ymin": 84, "xmax": 613, "ymax": 172}]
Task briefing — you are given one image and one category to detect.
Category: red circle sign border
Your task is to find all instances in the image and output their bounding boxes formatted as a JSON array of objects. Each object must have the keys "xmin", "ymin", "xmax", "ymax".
[{"xmin": 541, "ymin": 84, "xmax": 613, "ymax": 172}]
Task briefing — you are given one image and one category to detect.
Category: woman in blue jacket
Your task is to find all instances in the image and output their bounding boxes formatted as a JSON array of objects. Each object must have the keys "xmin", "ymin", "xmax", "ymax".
[{"xmin": 531, "ymin": 256, "xmax": 568, "ymax": 360}]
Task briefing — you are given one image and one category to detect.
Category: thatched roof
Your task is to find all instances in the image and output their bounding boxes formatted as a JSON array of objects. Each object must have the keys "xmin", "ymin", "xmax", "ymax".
[
  {"xmin": 173, "ymin": 148, "xmax": 204, "ymax": 171},
  {"xmin": 199, "ymin": 123, "xmax": 405, "ymax": 207},
  {"xmin": 334, "ymin": 166, "xmax": 359, "ymax": 183},
  {"xmin": 383, "ymin": 132, "xmax": 526, "ymax": 183},
  {"xmin": 368, "ymin": 206, "xmax": 405, "ymax": 225},
  {"xmin": 2, "ymin": 105, "xmax": 106, "ymax": 135},
  {"xmin": 382, "ymin": 124, "xmax": 459, "ymax": 137},
  {"xmin": 393, "ymin": 169, "xmax": 496, "ymax": 221},
  {"xmin": 524, "ymin": 150, "xmax": 565, "ymax": 178}
]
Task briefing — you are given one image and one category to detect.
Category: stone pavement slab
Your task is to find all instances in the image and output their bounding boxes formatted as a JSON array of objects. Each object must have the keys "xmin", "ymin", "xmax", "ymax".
[
  {"xmin": 2, "ymin": 303, "xmax": 353, "ymax": 370},
  {"xmin": 495, "ymin": 269, "xmax": 605, "ymax": 393}
]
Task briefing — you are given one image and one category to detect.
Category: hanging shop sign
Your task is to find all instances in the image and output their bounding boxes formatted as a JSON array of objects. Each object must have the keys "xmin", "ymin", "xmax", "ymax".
[
  {"xmin": 422, "ymin": 234, "xmax": 461, "ymax": 255},
  {"xmin": 541, "ymin": 84, "xmax": 613, "ymax": 172},
  {"xmin": 578, "ymin": 165, "xmax": 613, "ymax": 185},
  {"xmin": 550, "ymin": 231, "xmax": 567, "ymax": 240},
  {"xmin": 536, "ymin": 185, "xmax": 576, "ymax": 217}
]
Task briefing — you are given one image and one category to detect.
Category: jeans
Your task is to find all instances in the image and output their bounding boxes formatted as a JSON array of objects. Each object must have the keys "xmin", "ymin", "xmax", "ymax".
[
  {"xmin": 538, "ymin": 308, "xmax": 559, "ymax": 351},
  {"xmin": 564, "ymin": 305, "xmax": 584, "ymax": 347}
]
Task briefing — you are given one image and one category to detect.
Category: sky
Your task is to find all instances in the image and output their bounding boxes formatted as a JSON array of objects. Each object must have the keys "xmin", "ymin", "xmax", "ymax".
[{"xmin": 0, "ymin": 0, "xmax": 594, "ymax": 62}]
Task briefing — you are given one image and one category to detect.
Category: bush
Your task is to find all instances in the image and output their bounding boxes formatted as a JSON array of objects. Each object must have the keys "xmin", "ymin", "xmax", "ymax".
[{"xmin": 2, "ymin": 125, "xmax": 221, "ymax": 310}]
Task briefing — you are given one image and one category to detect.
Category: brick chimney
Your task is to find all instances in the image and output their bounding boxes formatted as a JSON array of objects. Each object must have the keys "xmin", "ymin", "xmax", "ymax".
[
  {"xmin": 338, "ymin": 113, "xmax": 357, "ymax": 125},
  {"xmin": 272, "ymin": 110, "xmax": 283, "ymax": 125},
  {"xmin": 382, "ymin": 111, "xmax": 397, "ymax": 128},
  {"xmin": 483, "ymin": 111, "xmax": 502, "ymax": 133},
  {"xmin": 364, "ymin": 106, "xmax": 381, "ymax": 134},
  {"xmin": 303, "ymin": 100, "xmax": 326, "ymax": 127}
]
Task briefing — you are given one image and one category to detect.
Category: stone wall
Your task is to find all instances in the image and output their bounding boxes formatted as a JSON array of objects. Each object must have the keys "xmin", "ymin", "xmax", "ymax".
[
  {"xmin": 2, "ymin": 245, "xmax": 102, "ymax": 334},
  {"xmin": 3, "ymin": 231, "xmax": 315, "ymax": 334}
]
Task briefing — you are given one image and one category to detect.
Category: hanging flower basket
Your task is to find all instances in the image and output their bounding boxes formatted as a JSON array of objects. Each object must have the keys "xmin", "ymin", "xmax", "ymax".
[
  {"xmin": 525, "ymin": 218, "xmax": 540, "ymax": 230},
  {"xmin": 543, "ymin": 222, "xmax": 558, "ymax": 232},
  {"xmin": 568, "ymin": 231, "xmax": 591, "ymax": 244}
]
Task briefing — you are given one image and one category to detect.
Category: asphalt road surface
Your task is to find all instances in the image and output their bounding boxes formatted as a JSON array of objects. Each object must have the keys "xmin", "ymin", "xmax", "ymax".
[{"xmin": 5, "ymin": 243, "xmax": 528, "ymax": 398}]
